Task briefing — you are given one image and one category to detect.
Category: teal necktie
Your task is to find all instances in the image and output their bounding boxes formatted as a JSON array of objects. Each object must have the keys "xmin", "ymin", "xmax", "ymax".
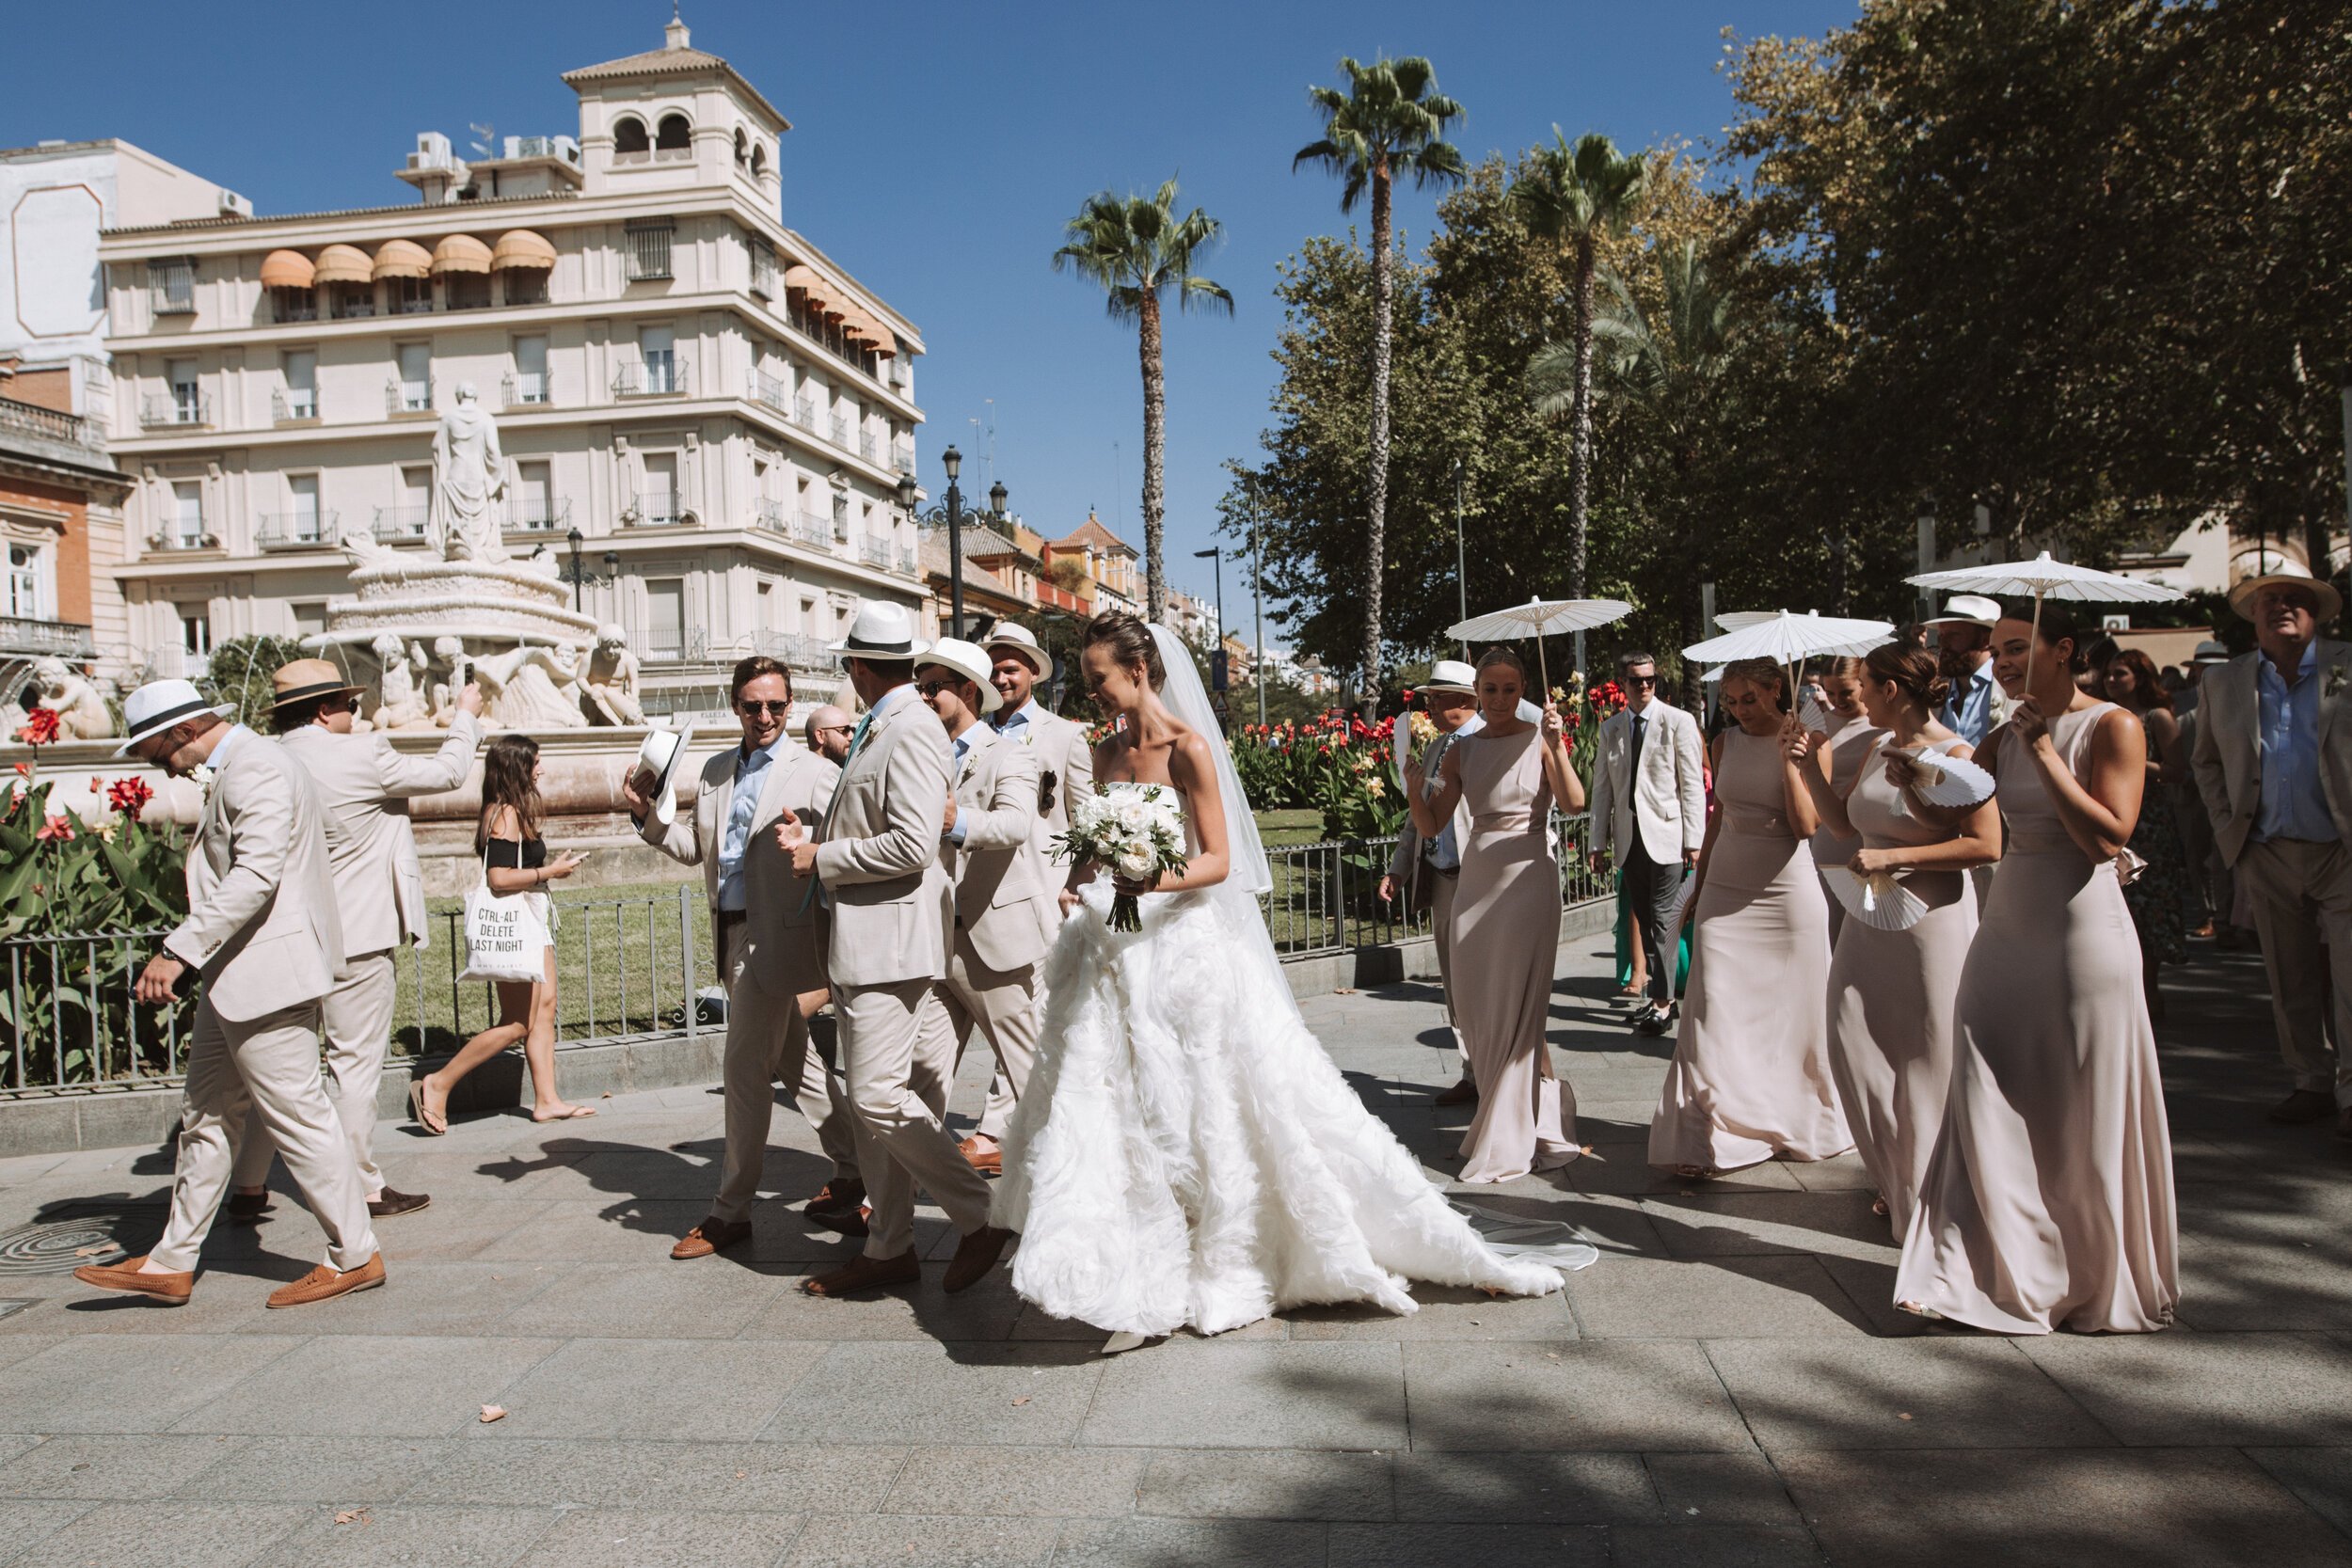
[{"xmin": 843, "ymin": 709, "xmax": 876, "ymax": 768}]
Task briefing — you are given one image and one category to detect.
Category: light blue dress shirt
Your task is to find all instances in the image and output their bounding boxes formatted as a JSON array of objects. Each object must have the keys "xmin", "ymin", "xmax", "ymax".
[
  {"xmin": 717, "ymin": 736, "xmax": 787, "ymax": 911},
  {"xmin": 2255, "ymin": 642, "xmax": 2334, "ymax": 843},
  {"xmin": 945, "ymin": 730, "xmax": 972, "ymax": 846},
  {"xmin": 1939, "ymin": 661, "xmax": 1999, "ymax": 749},
  {"xmin": 992, "ymin": 696, "xmax": 1042, "ymax": 739}
]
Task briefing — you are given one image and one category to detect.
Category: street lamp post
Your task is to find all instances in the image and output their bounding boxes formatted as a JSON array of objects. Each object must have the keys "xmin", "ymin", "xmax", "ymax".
[
  {"xmin": 1453, "ymin": 459, "xmax": 1470, "ymax": 662},
  {"xmin": 941, "ymin": 446, "xmax": 965, "ymax": 639},
  {"xmin": 1193, "ymin": 546, "xmax": 1225, "ymax": 693},
  {"xmin": 1248, "ymin": 478, "xmax": 1266, "ymax": 728},
  {"xmin": 565, "ymin": 526, "xmax": 585, "ymax": 613}
]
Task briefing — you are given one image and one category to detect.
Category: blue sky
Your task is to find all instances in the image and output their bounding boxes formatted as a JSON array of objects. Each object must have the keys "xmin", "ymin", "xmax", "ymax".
[{"xmin": 7, "ymin": 0, "xmax": 1855, "ymax": 631}]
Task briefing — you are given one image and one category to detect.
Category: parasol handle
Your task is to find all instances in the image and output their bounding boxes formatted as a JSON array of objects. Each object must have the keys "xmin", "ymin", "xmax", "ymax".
[{"xmin": 2024, "ymin": 592, "xmax": 2042, "ymax": 695}]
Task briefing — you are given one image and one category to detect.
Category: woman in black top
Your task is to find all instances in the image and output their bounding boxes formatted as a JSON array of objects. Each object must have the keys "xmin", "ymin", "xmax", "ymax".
[{"xmin": 410, "ymin": 735, "xmax": 593, "ymax": 1132}]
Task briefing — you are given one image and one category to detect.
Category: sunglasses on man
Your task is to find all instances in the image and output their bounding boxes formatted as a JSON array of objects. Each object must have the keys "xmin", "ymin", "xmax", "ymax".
[{"xmin": 737, "ymin": 699, "xmax": 792, "ymax": 717}]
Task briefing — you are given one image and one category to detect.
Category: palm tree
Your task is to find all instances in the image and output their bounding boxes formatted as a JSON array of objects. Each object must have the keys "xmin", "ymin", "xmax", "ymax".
[
  {"xmin": 1532, "ymin": 238, "xmax": 1756, "ymax": 705},
  {"xmin": 1512, "ymin": 131, "xmax": 1649, "ymax": 604},
  {"xmin": 1053, "ymin": 179, "xmax": 1232, "ymax": 622},
  {"xmin": 1295, "ymin": 56, "xmax": 1465, "ymax": 714}
]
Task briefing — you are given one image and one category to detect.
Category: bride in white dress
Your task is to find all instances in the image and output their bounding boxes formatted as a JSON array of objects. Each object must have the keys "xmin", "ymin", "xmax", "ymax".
[{"xmin": 993, "ymin": 612, "xmax": 1596, "ymax": 1340}]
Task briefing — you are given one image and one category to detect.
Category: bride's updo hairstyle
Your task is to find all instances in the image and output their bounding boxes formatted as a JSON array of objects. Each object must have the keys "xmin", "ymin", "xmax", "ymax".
[
  {"xmin": 1863, "ymin": 642, "xmax": 1949, "ymax": 712},
  {"xmin": 1082, "ymin": 610, "xmax": 1166, "ymax": 689}
]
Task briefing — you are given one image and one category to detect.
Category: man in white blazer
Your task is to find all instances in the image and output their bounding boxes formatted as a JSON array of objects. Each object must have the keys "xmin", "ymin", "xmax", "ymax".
[
  {"xmin": 984, "ymin": 622, "xmax": 1094, "ymax": 855},
  {"xmin": 775, "ymin": 605, "xmax": 1010, "ymax": 1296},
  {"xmin": 628, "ymin": 655, "xmax": 859, "ymax": 1259},
  {"xmin": 75, "ymin": 681, "xmax": 382, "ymax": 1309},
  {"xmin": 1588, "ymin": 651, "xmax": 1708, "ymax": 1036},
  {"xmin": 1381, "ymin": 660, "xmax": 1481, "ymax": 1104},
  {"xmin": 2192, "ymin": 572, "xmax": 2352, "ymax": 1135},
  {"xmin": 226, "ymin": 658, "xmax": 482, "ymax": 1223},
  {"xmin": 916, "ymin": 639, "xmax": 1057, "ymax": 1175}
]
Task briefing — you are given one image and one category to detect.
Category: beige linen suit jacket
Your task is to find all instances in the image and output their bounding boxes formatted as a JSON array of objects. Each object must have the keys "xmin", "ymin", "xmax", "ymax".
[
  {"xmin": 813, "ymin": 690, "xmax": 956, "ymax": 989},
  {"xmin": 1001, "ymin": 704, "xmax": 1094, "ymax": 848},
  {"xmin": 1387, "ymin": 731, "xmax": 1475, "ymax": 910},
  {"xmin": 2191, "ymin": 640, "xmax": 2352, "ymax": 865},
  {"xmin": 162, "ymin": 729, "xmax": 344, "ymax": 1023},
  {"xmin": 280, "ymin": 712, "xmax": 479, "ymax": 957},
  {"xmin": 642, "ymin": 740, "xmax": 839, "ymax": 996},
  {"xmin": 945, "ymin": 724, "xmax": 1057, "ymax": 973},
  {"xmin": 1588, "ymin": 701, "xmax": 1708, "ymax": 865}
]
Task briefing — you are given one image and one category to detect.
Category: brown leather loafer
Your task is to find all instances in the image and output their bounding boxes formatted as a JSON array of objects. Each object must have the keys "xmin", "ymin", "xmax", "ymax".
[
  {"xmin": 670, "ymin": 1217, "xmax": 753, "ymax": 1260},
  {"xmin": 1433, "ymin": 1078, "xmax": 1478, "ymax": 1107},
  {"xmin": 2271, "ymin": 1088, "xmax": 2337, "ymax": 1125},
  {"xmin": 802, "ymin": 1249, "xmax": 919, "ymax": 1296},
  {"xmin": 72, "ymin": 1254, "xmax": 193, "ymax": 1305},
  {"xmin": 804, "ymin": 1180, "xmax": 866, "ymax": 1219},
  {"xmin": 958, "ymin": 1137, "xmax": 1003, "ymax": 1178},
  {"xmin": 942, "ymin": 1225, "xmax": 1014, "ymax": 1293},
  {"xmin": 367, "ymin": 1188, "xmax": 431, "ymax": 1218},
  {"xmin": 265, "ymin": 1253, "xmax": 386, "ymax": 1309}
]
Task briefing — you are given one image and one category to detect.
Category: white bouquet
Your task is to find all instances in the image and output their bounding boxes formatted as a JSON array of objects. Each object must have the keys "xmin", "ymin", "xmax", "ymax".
[{"xmin": 1053, "ymin": 784, "xmax": 1191, "ymax": 932}]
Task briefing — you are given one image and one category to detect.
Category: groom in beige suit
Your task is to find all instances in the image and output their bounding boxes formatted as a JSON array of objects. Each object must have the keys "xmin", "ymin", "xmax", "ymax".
[
  {"xmin": 916, "ymin": 639, "xmax": 1057, "ymax": 1175},
  {"xmin": 76, "ymin": 681, "xmax": 381, "ymax": 1309},
  {"xmin": 627, "ymin": 654, "xmax": 860, "ymax": 1259},
  {"xmin": 2192, "ymin": 572, "xmax": 2352, "ymax": 1136},
  {"xmin": 775, "ymin": 605, "xmax": 1011, "ymax": 1296},
  {"xmin": 227, "ymin": 658, "xmax": 482, "ymax": 1222}
]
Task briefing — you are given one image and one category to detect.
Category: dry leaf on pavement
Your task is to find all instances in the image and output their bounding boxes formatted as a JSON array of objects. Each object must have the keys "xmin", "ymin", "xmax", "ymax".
[{"xmin": 333, "ymin": 1509, "xmax": 369, "ymax": 1526}]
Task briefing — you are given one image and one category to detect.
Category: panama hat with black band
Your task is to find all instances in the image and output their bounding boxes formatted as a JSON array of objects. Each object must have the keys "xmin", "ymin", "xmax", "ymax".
[
  {"xmin": 981, "ymin": 622, "xmax": 1053, "ymax": 682},
  {"xmin": 917, "ymin": 638, "xmax": 1004, "ymax": 717},
  {"xmin": 117, "ymin": 678, "xmax": 234, "ymax": 757},
  {"xmin": 826, "ymin": 602, "xmax": 931, "ymax": 663}
]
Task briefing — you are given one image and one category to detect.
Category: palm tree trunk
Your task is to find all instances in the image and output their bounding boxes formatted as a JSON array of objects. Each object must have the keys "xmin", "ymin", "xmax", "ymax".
[
  {"xmin": 1360, "ymin": 159, "xmax": 1393, "ymax": 720},
  {"xmin": 1138, "ymin": 288, "xmax": 1168, "ymax": 622},
  {"xmin": 1568, "ymin": 237, "xmax": 1597, "ymax": 600}
]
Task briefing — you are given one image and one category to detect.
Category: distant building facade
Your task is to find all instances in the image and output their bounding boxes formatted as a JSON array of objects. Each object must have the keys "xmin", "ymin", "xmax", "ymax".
[{"xmin": 92, "ymin": 16, "xmax": 926, "ymax": 719}]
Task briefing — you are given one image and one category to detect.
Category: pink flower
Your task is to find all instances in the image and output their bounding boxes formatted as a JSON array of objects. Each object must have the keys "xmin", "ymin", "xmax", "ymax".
[{"xmin": 36, "ymin": 813, "xmax": 74, "ymax": 843}]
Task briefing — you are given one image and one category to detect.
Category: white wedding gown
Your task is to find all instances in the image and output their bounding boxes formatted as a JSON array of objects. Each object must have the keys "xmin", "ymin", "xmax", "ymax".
[{"xmin": 993, "ymin": 782, "xmax": 1596, "ymax": 1338}]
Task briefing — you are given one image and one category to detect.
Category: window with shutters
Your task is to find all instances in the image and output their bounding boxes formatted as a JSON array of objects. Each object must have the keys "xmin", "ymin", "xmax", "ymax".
[
  {"xmin": 749, "ymin": 234, "xmax": 777, "ymax": 298},
  {"xmin": 645, "ymin": 578, "xmax": 685, "ymax": 658},
  {"xmin": 625, "ymin": 222, "xmax": 675, "ymax": 281},
  {"xmin": 148, "ymin": 258, "xmax": 195, "ymax": 315}
]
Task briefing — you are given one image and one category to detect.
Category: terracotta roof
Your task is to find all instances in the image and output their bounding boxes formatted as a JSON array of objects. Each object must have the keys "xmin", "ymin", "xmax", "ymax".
[
  {"xmin": 103, "ymin": 191, "xmax": 570, "ymax": 239},
  {"xmin": 561, "ymin": 44, "xmax": 789, "ymax": 130},
  {"xmin": 950, "ymin": 524, "xmax": 1039, "ymax": 565},
  {"xmin": 1051, "ymin": 514, "xmax": 1136, "ymax": 556},
  {"xmin": 920, "ymin": 533, "xmax": 1026, "ymax": 599}
]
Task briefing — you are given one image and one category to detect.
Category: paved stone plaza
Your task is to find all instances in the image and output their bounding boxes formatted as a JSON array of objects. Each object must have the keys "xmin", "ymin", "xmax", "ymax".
[{"xmin": 0, "ymin": 936, "xmax": 2346, "ymax": 1567}]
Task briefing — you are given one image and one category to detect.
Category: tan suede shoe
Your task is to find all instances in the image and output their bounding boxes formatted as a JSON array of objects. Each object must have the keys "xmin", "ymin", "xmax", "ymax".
[
  {"xmin": 264, "ymin": 1253, "xmax": 386, "ymax": 1309},
  {"xmin": 72, "ymin": 1255, "xmax": 193, "ymax": 1305}
]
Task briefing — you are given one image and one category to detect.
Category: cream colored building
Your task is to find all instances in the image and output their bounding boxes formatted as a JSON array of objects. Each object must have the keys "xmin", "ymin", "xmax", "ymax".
[{"xmin": 96, "ymin": 16, "xmax": 925, "ymax": 718}]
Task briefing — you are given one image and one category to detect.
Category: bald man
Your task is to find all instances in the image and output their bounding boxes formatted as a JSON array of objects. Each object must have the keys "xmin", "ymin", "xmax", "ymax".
[{"xmin": 804, "ymin": 704, "xmax": 854, "ymax": 766}]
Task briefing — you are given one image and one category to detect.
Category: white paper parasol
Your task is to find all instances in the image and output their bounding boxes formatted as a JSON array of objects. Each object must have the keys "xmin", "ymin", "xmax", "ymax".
[
  {"xmin": 1684, "ymin": 610, "xmax": 1895, "ymax": 725},
  {"xmin": 1447, "ymin": 597, "xmax": 1633, "ymax": 698},
  {"xmin": 1908, "ymin": 551, "xmax": 2183, "ymax": 684}
]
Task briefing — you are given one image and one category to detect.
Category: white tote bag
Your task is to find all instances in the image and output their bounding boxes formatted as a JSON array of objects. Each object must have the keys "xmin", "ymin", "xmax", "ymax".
[{"xmin": 458, "ymin": 850, "xmax": 549, "ymax": 984}]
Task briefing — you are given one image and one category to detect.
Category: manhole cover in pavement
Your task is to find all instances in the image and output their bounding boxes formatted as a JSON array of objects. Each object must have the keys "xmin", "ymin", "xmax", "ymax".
[{"xmin": 0, "ymin": 1203, "xmax": 167, "ymax": 1276}]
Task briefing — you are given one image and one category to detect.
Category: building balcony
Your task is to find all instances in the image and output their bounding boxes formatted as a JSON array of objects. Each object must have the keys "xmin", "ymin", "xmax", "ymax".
[
  {"xmin": 795, "ymin": 397, "xmax": 818, "ymax": 431},
  {"xmin": 506, "ymin": 496, "xmax": 571, "ymax": 533},
  {"xmin": 796, "ymin": 510, "xmax": 835, "ymax": 547},
  {"xmin": 750, "ymin": 372, "xmax": 789, "ymax": 415},
  {"xmin": 831, "ymin": 414, "xmax": 851, "ymax": 449},
  {"xmin": 892, "ymin": 440, "xmax": 915, "ymax": 475},
  {"xmin": 612, "ymin": 356, "xmax": 688, "ymax": 399},
  {"xmin": 620, "ymin": 492, "xmax": 684, "ymax": 529},
  {"xmin": 147, "ymin": 529, "xmax": 219, "ymax": 555},
  {"xmin": 859, "ymin": 431, "xmax": 879, "ymax": 463},
  {"xmin": 752, "ymin": 496, "xmax": 788, "ymax": 535},
  {"xmin": 387, "ymin": 381, "xmax": 434, "ymax": 418},
  {"xmin": 141, "ymin": 392, "xmax": 211, "ymax": 430},
  {"xmin": 372, "ymin": 506, "xmax": 430, "ymax": 544},
  {"xmin": 1036, "ymin": 580, "xmax": 1089, "ymax": 614},
  {"xmin": 254, "ymin": 512, "xmax": 338, "ymax": 551},
  {"xmin": 0, "ymin": 395, "xmax": 93, "ymax": 448},
  {"xmin": 0, "ymin": 616, "xmax": 94, "ymax": 658},
  {"xmin": 899, "ymin": 546, "xmax": 917, "ymax": 576},
  {"xmin": 271, "ymin": 388, "xmax": 319, "ymax": 423},
  {"xmin": 502, "ymin": 372, "xmax": 550, "ymax": 409},
  {"xmin": 858, "ymin": 536, "xmax": 895, "ymax": 571}
]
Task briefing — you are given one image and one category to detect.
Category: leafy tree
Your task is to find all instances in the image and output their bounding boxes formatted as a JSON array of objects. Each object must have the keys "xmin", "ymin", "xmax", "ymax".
[
  {"xmin": 1295, "ymin": 55, "xmax": 1467, "ymax": 713},
  {"xmin": 1053, "ymin": 179, "xmax": 1234, "ymax": 621},
  {"xmin": 200, "ymin": 635, "xmax": 313, "ymax": 732},
  {"xmin": 1510, "ymin": 132, "xmax": 1650, "ymax": 603}
]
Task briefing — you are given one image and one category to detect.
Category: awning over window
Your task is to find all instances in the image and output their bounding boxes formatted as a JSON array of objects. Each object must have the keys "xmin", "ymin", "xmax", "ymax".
[
  {"xmin": 430, "ymin": 234, "xmax": 493, "ymax": 275},
  {"xmin": 781, "ymin": 263, "xmax": 835, "ymax": 311},
  {"xmin": 311, "ymin": 245, "xmax": 372, "ymax": 285},
  {"xmin": 490, "ymin": 230, "xmax": 557, "ymax": 271},
  {"xmin": 259, "ymin": 250, "xmax": 314, "ymax": 289},
  {"xmin": 372, "ymin": 239, "xmax": 432, "ymax": 280}
]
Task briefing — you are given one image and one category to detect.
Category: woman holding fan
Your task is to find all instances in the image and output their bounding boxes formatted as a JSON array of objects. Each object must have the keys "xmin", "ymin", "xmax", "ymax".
[
  {"xmin": 1895, "ymin": 606, "xmax": 2179, "ymax": 1333},
  {"xmin": 1804, "ymin": 658, "xmax": 1885, "ymax": 945},
  {"xmin": 1648, "ymin": 658, "xmax": 1849, "ymax": 1178},
  {"xmin": 1788, "ymin": 644, "xmax": 1999, "ymax": 1232}
]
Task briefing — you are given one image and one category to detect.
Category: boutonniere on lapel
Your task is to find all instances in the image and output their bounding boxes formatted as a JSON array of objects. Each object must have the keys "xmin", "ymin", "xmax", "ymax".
[
  {"xmin": 2325, "ymin": 661, "xmax": 2347, "ymax": 703},
  {"xmin": 189, "ymin": 763, "xmax": 217, "ymax": 800}
]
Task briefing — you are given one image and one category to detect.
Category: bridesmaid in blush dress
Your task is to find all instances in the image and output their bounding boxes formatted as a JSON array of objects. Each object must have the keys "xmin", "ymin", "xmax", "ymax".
[
  {"xmin": 1407, "ymin": 647, "xmax": 1589, "ymax": 1183},
  {"xmin": 1649, "ymin": 659, "xmax": 1850, "ymax": 1178},
  {"xmin": 1896, "ymin": 605, "xmax": 2179, "ymax": 1334},
  {"xmin": 1792, "ymin": 643, "xmax": 1999, "ymax": 1234},
  {"xmin": 1805, "ymin": 659, "xmax": 1885, "ymax": 946}
]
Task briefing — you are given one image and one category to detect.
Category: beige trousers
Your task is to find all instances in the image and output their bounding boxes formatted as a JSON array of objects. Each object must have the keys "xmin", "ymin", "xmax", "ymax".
[
  {"xmin": 1429, "ymin": 866, "xmax": 1468, "ymax": 1072},
  {"xmin": 835, "ymin": 977, "xmax": 993, "ymax": 1259},
  {"xmin": 152, "ymin": 998, "xmax": 378, "ymax": 1274},
  {"xmin": 713, "ymin": 921, "xmax": 862, "ymax": 1224},
  {"xmin": 939, "ymin": 942, "xmax": 1041, "ymax": 1142},
  {"xmin": 2240, "ymin": 837, "xmax": 2352, "ymax": 1103},
  {"xmin": 231, "ymin": 949, "xmax": 399, "ymax": 1197}
]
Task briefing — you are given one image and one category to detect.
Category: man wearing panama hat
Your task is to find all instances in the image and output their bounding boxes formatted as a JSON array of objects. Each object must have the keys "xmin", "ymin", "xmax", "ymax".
[
  {"xmin": 223, "ymin": 659, "xmax": 484, "ymax": 1224},
  {"xmin": 1383, "ymin": 660, "xmax": 1482, "ymax": 1104},
  {"xmin": 1922, "ymin": 594, "xmax": 2014, "ymax": 747},
  {"xmin": 982, "ymin": 622, "xmax": 1093, "ymax": 855},
  {"xmin": 2192, "ymin": 568, "xmax": 2352, "ymax": 1136},
  {"xmin": 75, "ymin": 679, "xmax": 382, "ymax": 1309}
]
